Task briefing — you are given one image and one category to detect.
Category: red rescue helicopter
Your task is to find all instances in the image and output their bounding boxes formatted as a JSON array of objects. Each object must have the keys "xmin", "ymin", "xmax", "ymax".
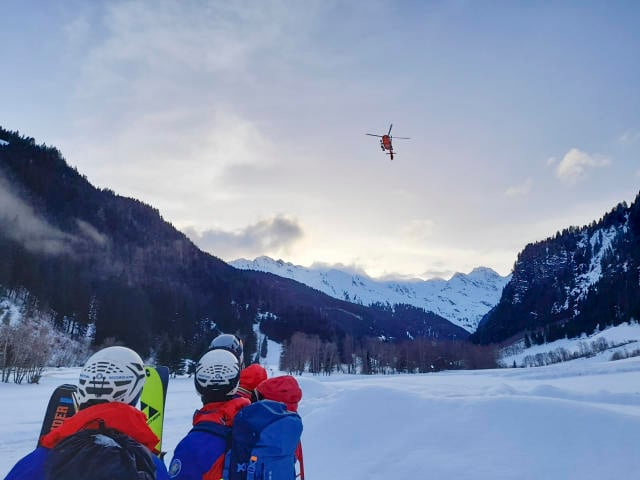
[{"xmin": 366, "ymin": 124, "xmax": 410, "ymax": 160}]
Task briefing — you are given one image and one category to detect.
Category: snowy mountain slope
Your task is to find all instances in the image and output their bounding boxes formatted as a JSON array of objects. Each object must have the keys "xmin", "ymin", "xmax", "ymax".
[
  {"xmin": 230, "ymin": 256, "xmax": 510, "ymax": 332},
  {"xmin": 562, "ymin": 224, "xmax": 626, "ymax": 312},
  {"xmin": 500, "ymin": 321, "xmax": 640, "ymax": 367},
  {"xmin": 538, "ymin": 223, "xmax": 628, "ymax": 316}
]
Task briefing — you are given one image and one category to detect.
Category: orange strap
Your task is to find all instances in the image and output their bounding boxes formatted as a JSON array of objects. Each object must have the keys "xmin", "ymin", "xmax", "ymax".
[
  {"xmin": 296, "ymin": 441, "xmax": 305, "ymax": 479},
  {"xmin": 203, "ymin": 452, "xmax": 226, "ymax": 480}
]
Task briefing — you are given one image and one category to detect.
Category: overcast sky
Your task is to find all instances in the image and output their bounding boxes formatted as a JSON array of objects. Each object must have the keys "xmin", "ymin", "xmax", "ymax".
[{"xmin": 2, "ymin": 1, "xmax": 639, "ymax": 279}]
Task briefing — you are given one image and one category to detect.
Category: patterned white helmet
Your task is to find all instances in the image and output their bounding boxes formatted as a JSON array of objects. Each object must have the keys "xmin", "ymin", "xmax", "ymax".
[
  {"xmin": 77, "ymin": 346, "xmax": 146, "ymax": 408},
  {"xmin": 195, "ymin": 349, "xmax": 240, "ymax": 402}
]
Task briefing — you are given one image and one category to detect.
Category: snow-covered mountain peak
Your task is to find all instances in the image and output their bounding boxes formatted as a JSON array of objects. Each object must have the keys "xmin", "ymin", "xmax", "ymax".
[
  {"xmin": 469, "ymin": 266, "xmax": 502, "ymax": 278},
  {"xmin": 229, "ymin": 256, "xmax": 510, "ymax": 332}
]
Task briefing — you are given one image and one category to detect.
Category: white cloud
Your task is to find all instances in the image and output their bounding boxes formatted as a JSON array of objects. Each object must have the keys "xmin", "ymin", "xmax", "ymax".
[
  {"xmin": 60, "ymin": 1, "xmax": 323, "ymax": 234},
  {"xmin": 72, "ymin": 2, "xmax": 315, "ymax": 113},
  {"xmin": 401, "ymin": 219, "xmax": 436, "ymax": 243},
  {"xmin": 0, "ymin": 175, "xmax": 76, "ymax": 255},
  {"xmin": 76, "ymin": 219, "xmax": 108, "ymax": 246},
  {"xmin": 546, "ymin": 156, "xmax": 557, "ymax": 166},
  {"xmin": 309, "ymin": 261, "xmax": 371, "ymax": 277},
  {"xmin": 64, "ymin": 11, "xmax": 91, "ymax": 46},
  {"xmin": 555, "ymin": 148, "xmax": 611, "ymax": 184},
  {"xmin": 618, "ymin": 130, "xmax": 640, "ymax": 145},
  {"xmin": 377, "ymin": 269, "xmax": 453, "ymax": 281},
  {"xmin": 504, "ymin": 178, "xmax": 533, "ymax": 197}
]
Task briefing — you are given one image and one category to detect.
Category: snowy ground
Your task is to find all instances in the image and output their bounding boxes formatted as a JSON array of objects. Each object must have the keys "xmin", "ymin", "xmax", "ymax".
[{"xmin": 2, "ymin": 351, "xmax": 640, "ymax": 479}]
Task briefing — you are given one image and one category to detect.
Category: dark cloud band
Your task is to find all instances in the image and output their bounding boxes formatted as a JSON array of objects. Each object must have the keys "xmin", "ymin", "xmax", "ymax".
[{"xmin": 184, "ymin": 215, "xmax": 303, "ymax": 260}]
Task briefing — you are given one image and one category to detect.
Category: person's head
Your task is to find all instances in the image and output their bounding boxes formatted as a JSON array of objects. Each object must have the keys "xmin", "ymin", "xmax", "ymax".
[
  {"xmin": 194, "ymin": 349, "xmax": 241, "ymax": 404},
  {"xmin": 76, "ymin": 346, "xmax": 146, "ymax": 410},
  {"xmin": 208, "ymin": 333, "xmax": 244, "ymax": 368},
  {"xmin": 254, "ymin": 375, "xmax": 302, "ymax": 412},
  {"xmin": 237, "ymin": 363, "xmax": 267, "ymax": 400}
]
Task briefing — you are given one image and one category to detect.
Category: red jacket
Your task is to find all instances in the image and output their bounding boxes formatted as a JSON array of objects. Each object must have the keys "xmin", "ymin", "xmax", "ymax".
[
  {"xmin": 193, "ymin": 397, "xmax": 250, "ymax": 427},
  {"xmin": 40, "ymin": 402, "xmax": 159, "ymax": 453},
  {"xmin": 237, "ymin": 364, "xmax": 268, "ymax": 399}
]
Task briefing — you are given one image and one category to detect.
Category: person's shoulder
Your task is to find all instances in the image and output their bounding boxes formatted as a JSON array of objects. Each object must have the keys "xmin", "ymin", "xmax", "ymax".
[
  {"xmin": 169, "ymin": 430, "xmax": 227, "ymax": 479},
  {"xmin": 224, "ymin": 396, "xmax": 251, "ymax": 417},
  {"xmin": 152, "ymin": 454, "xmax": 170, "ymax": 479},
  {"xmin": 4, "ymin": 446, "xmax": 50, "ymax": 480}
]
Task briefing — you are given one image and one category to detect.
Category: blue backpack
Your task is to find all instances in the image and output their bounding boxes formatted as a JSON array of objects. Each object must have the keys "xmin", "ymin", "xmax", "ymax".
[{"xmin": 228, "ymin": 400, "xmax": 303, "ymax": 480}]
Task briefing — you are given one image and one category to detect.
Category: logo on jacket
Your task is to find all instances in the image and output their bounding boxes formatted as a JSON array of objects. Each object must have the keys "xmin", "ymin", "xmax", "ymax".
[{"xmin": 168, "ymin": 458, "xmax": 182, "ymax": 478}]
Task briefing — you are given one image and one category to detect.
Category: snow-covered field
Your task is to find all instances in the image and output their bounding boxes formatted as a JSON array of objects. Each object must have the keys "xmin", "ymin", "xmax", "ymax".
[{"xmin": 2, "ymin": 352, "xmax": 640, "ymax": 479}]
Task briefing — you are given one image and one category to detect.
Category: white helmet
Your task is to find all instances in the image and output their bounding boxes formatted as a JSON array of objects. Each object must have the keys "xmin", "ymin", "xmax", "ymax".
[
  {"xmin": 77, "ymin": 346, "xmax": 146, "ymax": 408},
  {"xmin": 195, "ymin": 349, "xmax": 240, "ymax": 402}
]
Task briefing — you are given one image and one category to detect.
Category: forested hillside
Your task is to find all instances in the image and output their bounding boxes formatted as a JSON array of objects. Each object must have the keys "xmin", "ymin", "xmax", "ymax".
[{"xmin": 473, "ymin": 195, "xmax": 640, "ymax": 346}]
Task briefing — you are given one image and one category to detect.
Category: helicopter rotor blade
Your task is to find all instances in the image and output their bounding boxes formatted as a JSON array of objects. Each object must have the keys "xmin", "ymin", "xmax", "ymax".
[
  {"xmin": 366, "ymin": 134, "xmax": 383, "ymax": 137},
  {"xmin": 388, "ymin": 124, "xmax": 393, "ymax": 135},
  {"xmin": 392, "ymin": 136, "xmax": 410, "ymax": 140}
]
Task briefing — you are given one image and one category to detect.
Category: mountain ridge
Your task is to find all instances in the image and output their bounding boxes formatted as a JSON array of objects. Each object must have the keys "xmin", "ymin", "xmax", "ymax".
[{"xmin": 231, "ymin": 256, "xmax": 510, "ymax": 332}]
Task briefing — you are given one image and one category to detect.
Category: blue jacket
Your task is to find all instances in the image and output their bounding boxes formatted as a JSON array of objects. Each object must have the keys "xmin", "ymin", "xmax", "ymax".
[
  {"xmin": 168, "ymin": 397, "xmax": 249, "ymax": 479},
  {"xmin": 4, "ymin": 446, "xmax": 169, "ymax": 480}
]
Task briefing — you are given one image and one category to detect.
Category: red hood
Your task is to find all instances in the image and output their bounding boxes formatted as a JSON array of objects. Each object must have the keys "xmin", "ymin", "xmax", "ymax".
[
  {"xmin": 40, "ymin": 402, "xmax": 159, "ymax": 453},
  {"xmin": 256, "ymin": 376, "xmax": 302, "ymax": 412},
  {"xmin": 237, "ymin": 364, "xmax": 267, "ymax": 399},
  {"xmin": 193, "ymin": 397, "xmax": 249, "ymax": 426}
]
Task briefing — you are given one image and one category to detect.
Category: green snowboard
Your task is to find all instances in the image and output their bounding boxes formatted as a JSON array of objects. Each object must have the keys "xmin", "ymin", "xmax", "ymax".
[{"xmin": 140, "ymin": 365, "xmax": 170, "ymax": 452}]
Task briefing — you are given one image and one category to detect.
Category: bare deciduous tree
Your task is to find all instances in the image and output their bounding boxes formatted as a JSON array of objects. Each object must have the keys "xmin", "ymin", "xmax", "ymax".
[{"xmin": 0, "ymin": 304, "xmax": 90, "ymax": 384}]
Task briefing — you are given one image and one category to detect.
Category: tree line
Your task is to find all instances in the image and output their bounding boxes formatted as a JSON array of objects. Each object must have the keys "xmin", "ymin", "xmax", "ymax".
[{"xmin": 280, "ymin": 331, "xmax": 497, "ymax": 375}]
